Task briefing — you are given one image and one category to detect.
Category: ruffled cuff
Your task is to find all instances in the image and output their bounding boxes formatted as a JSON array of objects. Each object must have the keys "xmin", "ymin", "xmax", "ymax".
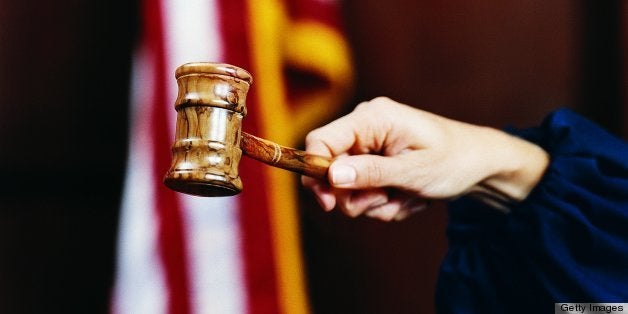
[
  {"xmin": 502, "ymin": 108, "xmax": 628, "ymax": 301},
  {"xmin": 509, "ymin": 108, "xmax": 628, "ymax": 217}
]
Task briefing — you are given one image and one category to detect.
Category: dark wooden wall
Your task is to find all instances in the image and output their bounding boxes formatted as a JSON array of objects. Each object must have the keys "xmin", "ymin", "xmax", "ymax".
[
  {"xmin": 0, "ymin": 1, "xmax": 625, "ymax": 313},
  {"xmin": 0, "ymin": 0, "xmax": 136, "ymax": 313}
]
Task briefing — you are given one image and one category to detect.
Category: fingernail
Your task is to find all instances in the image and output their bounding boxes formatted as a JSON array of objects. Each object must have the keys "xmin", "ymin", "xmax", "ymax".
[{"xmin": 331, "ymin": 165, "xmax": 356, "ymax": 186}]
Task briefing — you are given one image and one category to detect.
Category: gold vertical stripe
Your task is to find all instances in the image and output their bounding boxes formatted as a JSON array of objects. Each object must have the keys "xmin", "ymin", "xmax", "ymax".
[
  {"xmin": 284, "ymin": 22, "xmax": 354, "ymax": 139},
  {"xmin": 246, "ymin": 0, "xmax": 310, "ymax": 313}
]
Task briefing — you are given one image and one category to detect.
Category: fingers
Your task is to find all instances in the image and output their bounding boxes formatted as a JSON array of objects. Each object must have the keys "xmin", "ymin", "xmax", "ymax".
[
  {"xmin": 336, "ymin": 188, "xmax": 389, "ymax": 217},
  {"xmin": 303, "ymin": 173, "xmax": 428, "ymax": 222},
  {"xmin": 301, "ymin": 176, "xmax": 336, "ymax": 211},
  {"xmin": 338, "ymin": 189, "xmax": 428, "ymax": 221},
  {"xmin": 304, "ymin": 97, "xmax": 394, "ymax": 158},
  {"xmin": 392, "ymin": 198, "xmax": 429, "ymax": 221},
  {"xmin": 304, "ymin": 114, "xmax": 360, "ymax": 157},
  {"xmin": 364, "ymin": 202, "xmax": 401, "ymax": 221},
  {"xmin": 303, "ymin": 175, "xmax": 392, "ymax": 217},
  {"xmin": 301, "ymin": 97, "xmax": 438, "ymax": 222}
]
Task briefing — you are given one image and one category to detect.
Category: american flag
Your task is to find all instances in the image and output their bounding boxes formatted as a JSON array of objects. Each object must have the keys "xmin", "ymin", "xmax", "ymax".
[{"xmin": 111, "ymin": 0, "xmax": 353, "ymax": 313}]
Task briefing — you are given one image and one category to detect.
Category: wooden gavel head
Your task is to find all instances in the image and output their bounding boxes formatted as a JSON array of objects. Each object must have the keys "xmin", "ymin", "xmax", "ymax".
[
  {"xmin": 164, "ymin": 63, "xmax": 251, "ymax": 197},
  {"xmin": 164, "ymin": 62, "xmax": 330, "ymax": 197}
]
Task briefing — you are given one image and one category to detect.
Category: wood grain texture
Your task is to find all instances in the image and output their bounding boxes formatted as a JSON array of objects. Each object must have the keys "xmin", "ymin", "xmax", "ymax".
[
  {"xmin": 240, "ymin": 132, "xmax": 331, "ymax": 180},
  {"xmin": 164, "ymin": 62, "xmax": 331, "ymax": 196}
]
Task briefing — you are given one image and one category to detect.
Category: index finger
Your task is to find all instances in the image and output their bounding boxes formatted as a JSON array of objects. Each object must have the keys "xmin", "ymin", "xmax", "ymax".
[
  {"xmin": 304, "ymin": 100, "xmax": 387, "ymax": 158},
  {"xmin": 304, "ymin": 115, "xmax": 359, "ymax": 158}
]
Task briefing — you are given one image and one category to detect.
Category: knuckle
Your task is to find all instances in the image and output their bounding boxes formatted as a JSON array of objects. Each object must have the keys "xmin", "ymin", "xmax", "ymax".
[
  {"xmin": 304, "ymin": 129, "xmax": 326, "ymax": 151},
  {"xmin": 304, "ymin": 129, "xmax": 334, "ymax": 157},
  {"xmin": 304, "ymin": 130, "xmax": 320, "ymax": 147},
  {"xmin": 371, "ymin": 96, "xmax": 392, "ymax": 104},
  {"xmin": 355, "ymin": 97, "xmax": 391, "ymax": 113},
  {"xmin": 353, "ymin": 98, "xmax": 396, "ymax": 133},
  {"xmin": 353, "ymin": 101, "xmax": 370, "ymax": 114},
  {"xmin": 363, "ymin": 158, "xmax": 386, "ymax": 187}
]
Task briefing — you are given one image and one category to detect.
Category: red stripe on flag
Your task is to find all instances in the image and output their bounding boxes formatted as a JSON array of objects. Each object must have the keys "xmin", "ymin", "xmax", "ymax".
[
  {"xmin": 144, "ymin": 1, "xmax": 191, "ymax": 313},
  {"xmin": 218, "ymin": 1, "xmax": 281, "ymax": 313}
]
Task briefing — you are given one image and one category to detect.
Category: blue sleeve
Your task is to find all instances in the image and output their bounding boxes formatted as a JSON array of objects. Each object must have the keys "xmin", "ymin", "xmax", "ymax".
[{"xmin": 436, "ymin": 109, "xmax": 628, "ymax": 314}]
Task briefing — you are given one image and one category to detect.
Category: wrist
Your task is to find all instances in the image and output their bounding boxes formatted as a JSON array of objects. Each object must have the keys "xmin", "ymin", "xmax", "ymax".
[{"xmin": 472, "ymin": 127, "xmax": 549, "ymax": 207}]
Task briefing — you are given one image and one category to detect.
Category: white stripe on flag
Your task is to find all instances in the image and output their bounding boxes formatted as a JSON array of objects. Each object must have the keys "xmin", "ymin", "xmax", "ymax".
[
  {"xmin": 181, "ymin": 196, "xmax": 246, "ymax": 314},
  {"xmin": 161, "ymin": 0, "xmax": 246, "ymax": 313},
  {"xmin": 112, "ymin": 47, "xmax": 168, "ymax": 314}
]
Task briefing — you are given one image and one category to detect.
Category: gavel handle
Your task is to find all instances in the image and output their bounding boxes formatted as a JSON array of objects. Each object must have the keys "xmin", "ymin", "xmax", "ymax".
[{"xmin": 240, "ymin": 132, "xmax": 331, "ymax": 181}]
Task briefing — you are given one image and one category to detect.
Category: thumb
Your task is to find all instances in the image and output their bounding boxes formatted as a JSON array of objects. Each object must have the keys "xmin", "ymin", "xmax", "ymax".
[{"xmin": 328, "ymin": 155, "xmax": 407, "ymax": 189}]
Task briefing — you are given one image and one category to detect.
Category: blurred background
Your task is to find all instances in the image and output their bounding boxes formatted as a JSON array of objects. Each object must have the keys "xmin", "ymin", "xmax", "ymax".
[{"xmin": 0, "ymin": 0, "xmax": 625, "ymax": 313}]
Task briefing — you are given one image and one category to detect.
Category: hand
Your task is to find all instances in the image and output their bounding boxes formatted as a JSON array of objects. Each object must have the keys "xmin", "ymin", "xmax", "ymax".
[{"xmin": 301, "ymin": 97, "xmax": 549, "ymax": 221}]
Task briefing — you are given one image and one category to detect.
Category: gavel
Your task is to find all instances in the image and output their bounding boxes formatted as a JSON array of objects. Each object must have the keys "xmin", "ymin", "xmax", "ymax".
[{"xmin": 164, "ymin": 62, "xmax": 332, "ymax": 197}]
